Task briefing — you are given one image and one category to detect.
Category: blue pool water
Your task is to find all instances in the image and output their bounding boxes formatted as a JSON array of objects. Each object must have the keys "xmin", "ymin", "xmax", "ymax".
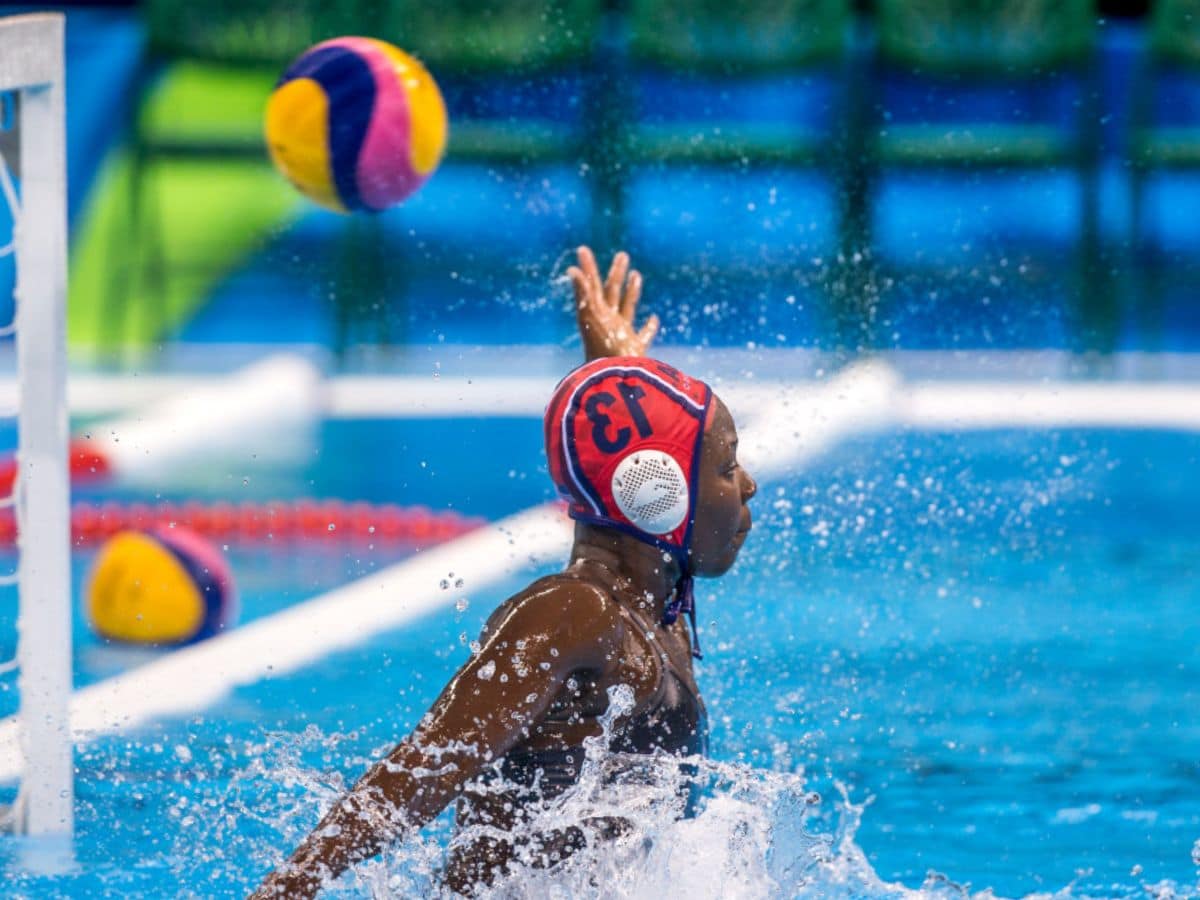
[{"xmin": 2, "ymin": 422, "xmax": 1200, "ymax": 897}]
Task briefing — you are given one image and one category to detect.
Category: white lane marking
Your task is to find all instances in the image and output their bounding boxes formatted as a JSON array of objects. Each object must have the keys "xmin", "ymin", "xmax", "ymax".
[
  {"xmin": 902, "ymin": 382, "xmax": 1200, "ymax": 431},
  {"xmin": 732, "ymin": 360, "xmax": 902, "ymax": 482},
  {"xmin": 1, "ymin": 358, "xmax": 1198, "ymax": 425},
  {"xmin": 90, "ymin": 355, "xmax": 322, "ymax": 481},
  {"xmin": 323, "ymin": 376, "xmax": 558, "ymax": 418}
]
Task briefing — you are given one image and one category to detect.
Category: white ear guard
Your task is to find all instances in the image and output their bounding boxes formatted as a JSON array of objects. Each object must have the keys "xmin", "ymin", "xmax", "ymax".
[{"xmin": 610, "ymin": 451, "xmax": 690, "ymax": 535}]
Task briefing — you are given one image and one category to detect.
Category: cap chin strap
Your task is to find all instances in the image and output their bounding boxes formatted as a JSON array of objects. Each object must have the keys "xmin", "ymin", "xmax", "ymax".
[{"xmin": 661, "ymin": 570, "xmax": 702, "ymax": 660}]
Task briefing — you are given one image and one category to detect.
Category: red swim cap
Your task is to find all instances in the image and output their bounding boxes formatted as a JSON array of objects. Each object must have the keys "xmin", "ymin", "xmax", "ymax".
[{"xmin": 544, "ymin": 357, "xmax": 713, "ymax": 565}]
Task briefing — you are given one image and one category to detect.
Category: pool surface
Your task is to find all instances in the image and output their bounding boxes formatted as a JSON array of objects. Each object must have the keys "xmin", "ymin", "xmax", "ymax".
[
  {"xmin": 0, "ymin": 416, "xmax": 551, "ymax": 718},
  {"xmin": 3, "ymin": 421, "xmax": 1199, "ymax": 897}
]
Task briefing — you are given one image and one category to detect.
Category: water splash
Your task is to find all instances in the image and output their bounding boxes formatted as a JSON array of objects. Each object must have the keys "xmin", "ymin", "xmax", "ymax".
[
  {"xmin": 212, "ymin": 686, "xmax": 1030, "ymax": 898},
  {"xmin": 46, "ymin": 689, "xmax": 1187, "ymax": 900},
  {"xmin": 6, "ymin": 710, "xmax": 1197, "ymax": 898}
]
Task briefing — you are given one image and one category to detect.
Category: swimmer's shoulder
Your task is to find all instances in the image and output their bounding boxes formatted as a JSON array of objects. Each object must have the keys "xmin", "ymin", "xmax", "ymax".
[{"xmin": 480, "ymin": 573, "xmax": 625, "ymax": 661}]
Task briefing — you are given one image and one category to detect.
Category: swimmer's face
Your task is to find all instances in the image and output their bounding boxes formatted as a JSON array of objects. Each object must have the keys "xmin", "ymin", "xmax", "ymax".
[{"xmin": 690, "ymin": 396, "xmax": 757, "ymax": 577}]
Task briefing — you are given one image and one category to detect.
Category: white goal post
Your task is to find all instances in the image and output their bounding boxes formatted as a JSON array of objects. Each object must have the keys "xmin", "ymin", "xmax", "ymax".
[{"xmin": 0, "ymin": 13, "xmax": 72, "ymax": 839}]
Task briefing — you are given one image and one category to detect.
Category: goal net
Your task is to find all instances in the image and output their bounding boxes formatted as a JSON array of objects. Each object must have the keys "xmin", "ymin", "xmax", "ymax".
[{"xmin": 0, "ymin": 12, "xmax": 72, "ymax": 839}]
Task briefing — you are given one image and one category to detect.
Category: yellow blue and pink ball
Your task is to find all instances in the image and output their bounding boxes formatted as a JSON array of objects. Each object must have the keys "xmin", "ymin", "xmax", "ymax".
[
  {"xmin": 265, "ymin": 37, "xmax": 448, "ymax": 213},
  {"xmin": 86, "ymin": 528, "xmax": 237, "ymax": 646}
]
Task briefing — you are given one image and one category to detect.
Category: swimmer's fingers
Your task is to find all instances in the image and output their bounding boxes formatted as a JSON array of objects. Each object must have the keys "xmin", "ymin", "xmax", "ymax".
[
  {"xmin": 571, "ymin": 246, "xmax": 651, "ymax": 359},
  {"xmin": 567, "ymin": 265, "xmax": 592, "ymax": 326},
  {"xmin": 636, "ymin": 313, "xmax": 660, "ymax": 349},
  {"xmin": 576, "ymin": 246, "xmax": 604, "ymax": 301},
  {"xmin": 566, "ymin": 265, "xmax": 587, "ymax": 304},
  {"xmin": 564, "ymin": 266, "xmax": 597, "ymax": 319},
  {"xmin": 603, "ymin": 251, "xmax": 630, "ymax": 311},
  {"xmin": 619, "ymin": 269, "xmax": 642, "ymax": 322},
  {"xmin": 570, "ymin": 264, "xmax": 609, "ymax": 359}
]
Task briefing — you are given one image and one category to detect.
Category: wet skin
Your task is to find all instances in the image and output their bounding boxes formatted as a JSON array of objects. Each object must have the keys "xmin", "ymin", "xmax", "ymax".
[{"xmin": 251, "ymin": 397, "xmax": 756, "ymax": 898}]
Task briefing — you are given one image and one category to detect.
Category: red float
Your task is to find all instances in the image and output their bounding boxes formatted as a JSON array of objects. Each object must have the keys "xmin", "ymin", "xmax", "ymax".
[{"xmin": 0, "ymin": 499, "xmax": 483, "ymax": 547}]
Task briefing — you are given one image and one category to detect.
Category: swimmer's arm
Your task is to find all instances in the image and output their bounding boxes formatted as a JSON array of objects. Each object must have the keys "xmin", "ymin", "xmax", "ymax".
[
  {"xmin": 568, "ymin": 245, "xmax": 660, "ymax": 360},
  {"xmin": 249, "ymin": 583, "xmax": 622, "ymax": 899}
]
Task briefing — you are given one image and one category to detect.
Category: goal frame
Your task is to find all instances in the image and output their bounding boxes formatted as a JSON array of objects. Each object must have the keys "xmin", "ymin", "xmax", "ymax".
[{"xmin": 0, "ymin": 12, "xmax": 72, "ymax": 839}]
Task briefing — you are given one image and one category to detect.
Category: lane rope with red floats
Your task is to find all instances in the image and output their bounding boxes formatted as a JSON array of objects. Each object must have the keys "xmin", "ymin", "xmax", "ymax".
[{"xmin": 0, "ymin": 497, "xmax": 484, "ymax": 546}]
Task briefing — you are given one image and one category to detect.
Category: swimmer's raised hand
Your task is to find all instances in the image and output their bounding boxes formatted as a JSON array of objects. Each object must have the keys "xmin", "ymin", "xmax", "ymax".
[{"xmin": 568, "ymin": 246, "xmax": 660, "ymax": 360}]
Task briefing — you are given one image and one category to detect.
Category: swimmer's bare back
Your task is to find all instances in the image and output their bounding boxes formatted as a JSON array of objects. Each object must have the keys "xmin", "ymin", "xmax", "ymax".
[
  {"xmin": 251, "ymin": 550, "xmax": 703, "ymax": 898},
  {"xmin": 445, "ymin": 560, "xmax": 707, "ymax": 892}
]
